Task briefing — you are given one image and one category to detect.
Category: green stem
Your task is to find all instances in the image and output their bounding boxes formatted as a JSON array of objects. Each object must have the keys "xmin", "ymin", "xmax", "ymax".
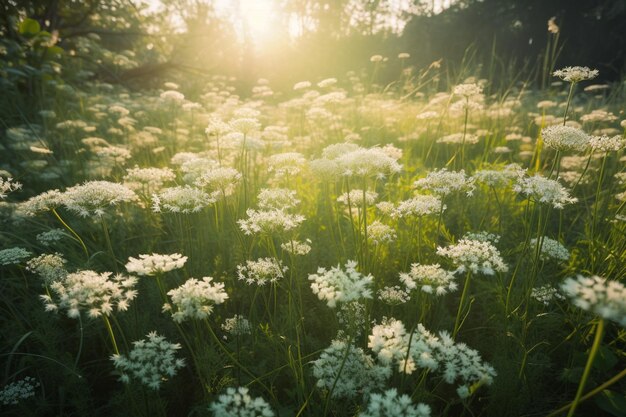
[
  {"xmin": 566, "ymin": 319, "xmax": 605, "ymax": 417},
  {"xmin": 102, "ymin": 315, "xmax": 120, "ymax": 355},
  {"xmin": 51, "ymin": 208, "xmax": 89, "ymax": 258},
  {"xmin": 453, "ymin": 271, "xmax": 472, "ymax": 338}
]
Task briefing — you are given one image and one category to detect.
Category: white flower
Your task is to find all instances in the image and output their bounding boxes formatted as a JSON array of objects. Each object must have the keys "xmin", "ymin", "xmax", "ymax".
[
  {"xmin": 378, "ymin": 286, "xmax": 410, "ymax": 305},
  {"xmin": 359, "ymin": 389, "xmax": 431, "ymax": 417},
  {"xmin": 513, "ymin": 173, "xmax": 577, "ymax": 209},
  {"xmin": 414, "ymin": 169, "xmax": 475, "ymax": 197},
  {"xmin": 308, "ymin": 260, "xmax": 373, "ymax": 308},
  {"xmin": 238, "ymin": 209, "xmax": 305, "ymax": 235},
  {"xmin": 257, "ymin": 188, "xmax": 300, "ymax": 210},
  {"xmin": 0, "ymin": 176, "xmax": 22, "ymax": 199},
  {"xmin": 337, "ymin": 190, "xmax": 378, "ymax": 207},
  {"xmin": 26, "ymin": 253, "xmax": 67, "ymax": 285},
  {"xmin": 530, "ymin": 237, "xmax": 570, "ymax": 262},
  {"xmin": 42, "ymin": 270, "xmax": 138, "ymax": 319},
  {"xmin": 531, "ymin": 285, "xmax": 565, "ymax": 305},
  {"xmin": 589, "ymin": 135, "xmax": 626, "ymax": 152},
  {"xmin": 111, "ymin": 331, "xmax": 185, "ymax": 390},
  {"xmin": 367, "ymin": 221, "xmax": 397, "ymax": 245},
  {"xmin": 267, "ymin": 152, "xmax": 307, "ymax": 177},
  {"xmin": 400, "ymin": 264, "xmax": 458, "ymax": 296},
  {"xmin": 553, "ymin": 66, "xmax": 599, "ymax": 83},
  {"xmin": 453, "ymin": 83, "xmax": 482, "ymax": 97},
  {"xmin": 0, "ymin": 247, "xmax": 31, "ymax": 265},
  {"xmin": 561, "ymin": 275, "xmax": 626, "ymax": 326},
  {"xmin": 392, "ymin": 195, "xmax": 444, "ymax": 218},
  {"xmin": 0, "ymin": 377, "xmax": 39, "ymax": 405},
  {"xmin": 336, "ymin": 147, "xmax": 402, "ymax": 179},
  {"xmin": 124, "ymin": 167, "xmax": 175, "ymax": 193},
  {"xmin": 437, "ymin": 239, "xmax": 508, "ymax": 275},
  {"xmin": 221, "ymin": 315, "xmax": 252, "ymax": 336},
  {"xmin": 62, "ymin": 181, "xmax": 137, "ymax": 217},
  {"xmin": 541, "ymin": 125, "xmax": 590, "ymax": 152},
  {"xmin": 152, "ymin": 186, "xmax": 214, "ymax": 213},
  {"xmin": 165, "ymin": 277, "xmax": 228, "ymax": 322},
  {"xmin": 312, "ymin": 339, "xmax": 390, "ymax": 399},
  {"xmin": 280, "ymin": 239, "xmax": 312, "ymax": 255},
  {"xmin": 209, "ymin": 386, "xmax": 274, "ymax": 417},
  {"xmin": 237, "ymin": 258, "xmax": 287, "ymax": 286},
  {"xmin": 125, "ymin": 253, "xmax": 187, "ymax": 276}
]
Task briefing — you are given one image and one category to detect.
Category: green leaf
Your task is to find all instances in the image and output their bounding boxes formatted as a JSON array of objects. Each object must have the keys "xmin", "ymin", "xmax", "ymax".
[
  {"xmin": 595, "ymin": 390, "xmax": 626, "ymax": 417},
  {"xmin": 19, "ymin": 18, "xmax": 40, "ymax": 36},
  {"xmin": 594, "ymin": 345, "xmax": 618, "ymax": 373}
]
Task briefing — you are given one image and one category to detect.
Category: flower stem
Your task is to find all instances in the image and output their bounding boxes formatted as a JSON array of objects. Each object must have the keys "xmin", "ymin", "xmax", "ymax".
[
  {"xmin": 453, "ymin": 271, "xmax": 472, "ymax": 338},
  {"xmin": 566, "ymin": 319, "xmax": 605, "ymax": 417},
  {"xmin": 102, "ymin": 315, "xmax": 120, "ymax": 355}
]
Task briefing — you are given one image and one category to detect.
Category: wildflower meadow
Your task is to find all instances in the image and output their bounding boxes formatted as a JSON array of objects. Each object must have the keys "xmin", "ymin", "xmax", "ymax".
[{"xmin": 1, "ymin": 2, "xmax": 626, "ymax": 416}]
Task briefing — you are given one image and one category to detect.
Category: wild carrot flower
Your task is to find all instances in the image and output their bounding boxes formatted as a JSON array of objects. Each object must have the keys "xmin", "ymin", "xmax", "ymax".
[
  {"xmin": 267, "ymin": 152, "xmax": 307, "ymax": 177},
  {"xmin": 194, "ymin": 167, "xmax": 242, "ymax": 198},
  {"xmin": 413, "ymin": 169, "xmax": 475, "ymax": 197},
  {"xmin": 125, "ymin": 253, "xmax": 187, "ymax": 276},
  {"xmin": 367, "ymin": 221, "xmax": 396, "ymax": 245},
  {"xmin": 553, "ymin": 66, "xmax": 599, "ymax": 83},
  {"xmin": 308, "ymin": 260, "xmax": 373, "ymax": 308},
  {"xmin": 111, "ymin": 331, "xmax": 185, "ymax": 389},
  {"xmin": 164, "ymin": 277, "xmax": 228, "ymax": 322},
  {"xmin": 336, "ymin": 147, "xmax": 402, "ymax": 179},
  {"xmin": 124, "ymin": 167, "xmax": 175, "ymax": 193},
  {"xmin": 257, "ymin": 188, "xmax": 300, "ymax": 210},
  {"xmin": 238, "ymin": 209, "xmax": 305, "ymax": 235},
  {"xmin": 437, "ymin": 239, "xmax": 508, "ymax": 275},
  {"xmin": 280, "ymin": 239, "xmax": 312, "ymax": 255},
  {"xmin": 513, "ymin": 173, "xmax": 577, "ymax": 209},
  {"xmin": 337, "ymin": 190, "xmax": 378, "ymax": 206},
  {"xmin": 541, "ymin": 125, "xmax": 590, "ymax": 152},
  {"xmin": 359, "ymin": 389, "xmax": 431, "ymax": 417},
  {"xmin": 561, "ymin": 275, "xmax": 626, "ymax": 326},
  {"xmin": 377, "ymin": 286, "xmax": 410, "ymax": 305},
  {"xmin": 26, "ymin": 253, "xmax": 67, "ymax": 285},
  {"xmin": 392, "ymin": 195, "xmax": 444, "ymax": 218},
  {"xmin": 312, "ymin": 339, "xmax": 390, "ymax": 399},
  {"xmin": 400, "ymin": 264, "xmax": 458, "ymax": 296},
  {"xmin": 41, "ymin": 270, "xmax": 138, "ymax": 318},
  {"xmin": 589, "ymin": 135, "xmax": 626, "ymax": 152},
  {"xmin": 530, "ymin": 237, "xmax": 570, "ymax": 262},
  {"xmin": 0, "ymin": 247, "xmax": 31, "ymax": 265},
  {"xmin": 221, "ymin": 315, "xmax": 252, "ymax": 336},
  {"xmin": 0, "ymin": 177, "xmax": 21, "ymax": 199},
  {"xmin": 0, "ymin": 377, "xmax": 39, "ymax": 405},
  {"xmin": 237, "ymin": 258, "xmax": 287, "ymax": 285},
  {"xmin": 62, "ymin": 181, "xmax": 138, "ymax": 217},
  {"xmin": 209, "ymin": 387, "xmax": 274, "ymax": 417},
  {"xmin": 531, "ymin": 285, "xmax": 565, "ymax": 305},
  {"xmin": 152, "ymin": 186, "xmax": 214, "ymax": 213}
]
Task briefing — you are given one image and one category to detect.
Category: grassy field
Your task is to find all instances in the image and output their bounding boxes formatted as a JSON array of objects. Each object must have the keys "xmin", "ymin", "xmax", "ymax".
[{"xmin": 1, "ymin": 58, "xmax": 626, "ymax": 417}]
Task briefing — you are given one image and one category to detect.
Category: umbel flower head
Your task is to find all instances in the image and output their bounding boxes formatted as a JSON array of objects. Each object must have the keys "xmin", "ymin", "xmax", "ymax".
[
  {"xmin": 312, "ymin": 339, "xmax": 391, "ymax": 399},
  {"xmin": 237, "ymin": 258, "xmax": 287, "ymax": 286},
  {"xmin": 41, "ymin": 270, "xmax": 138, "ymax": 319},
  {"xmin": 209, "ymin": 386, "xmax": 274, "ymax": 417},
  {"xmin": 541, "ymin": 125, "xmax": 590, "ymax": 152},
  {"xmin": 400, "ymin": 263, "xmax": 458, "ymax": 296},
  {"xmin": 308, "ymin": 260, "xmax": 374, "ymax": 308},
  {"xmin": 513, "ymin": 173, "xmax": 577, "ymax": 209},
  {"xmin": 111, "ymin": 331, "xmax": 185, "ymax": 390},
  {"xmin": 0, "ymin": 176, "xmax": 22, "ymax": 199},
  {"xmin": 437, "ymin": 239, "xmax": 508, "ymax": 275},
  {"xmin": 0, "ymin": 377, "xmax": 39, "ymax": 406},
  {"xmin": 553, "ymin": 66, "xmax": 599, "ymax": 83},
  {"xmin": 561, "ymin": 275, "xmax": 626, "ymax": 327},
  {"xmin": 125, "ymin": 253, "xmax": 187, "ymax": 276},
  {"xmin": 164, "ymin": 277, "xmax": 228, "ymax": 322},
  {"xmin": 62, "ymin": 181, "xmax": 138, "ymax": 217},
  {"xmin": 359, "ymin": 389, "xmax": 431, "ymax": 417}
]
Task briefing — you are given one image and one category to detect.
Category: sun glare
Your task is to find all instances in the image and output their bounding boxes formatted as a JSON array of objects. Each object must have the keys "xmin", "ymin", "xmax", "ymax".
[{"xmin": 222, "ymin": 0, "xmax": 277, "ymax": 42}]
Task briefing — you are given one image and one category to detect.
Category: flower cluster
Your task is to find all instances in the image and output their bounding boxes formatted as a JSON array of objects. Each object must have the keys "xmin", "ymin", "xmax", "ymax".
[
  {"xmin": 531, "ymin": 285, "xmax": 565, "ymax": 305},
  {"xmin": 0, "ymin": 377, "xmax": 39, "ymax": 405},
  {"xmin": 513, "ymin": 174, "xmax": 577, "ymax": 209},
  {"xmin": 41, "ymin": 270, "xmax": 138, "ymax": 318},
  {"xmin": 237, "ymin": 258, "xmax": 287, "ymax": 285},
  {"xmin": 453, "ymin": 83, "xmax": 483, "ymax": 97},
  {"xmin": 62, "ymin": 181, "xmax": 137, "ymax": 217},
  {"xmin": 111, "ymin": 331, "xmax": 185, "ymax": 389},
  {"xmin": 437, "ymin": 239, "xmax": 508, "ymax": 275},
  {"xmin": 392, "ymin": 195, "xmax": 444, "ymax": 218},
  {"xmin": 400, "ymin": 263, "xmax": 458, "ymax": 295},
  {"xmin": 257, "ymin": 188, "xmax": 299, "ymax": 210},
  {"xmin": 0, "ymin": 176, "xmax": 22, "ymax": 199},
  {"xmin": 267, "ymin": 152, "xmax": 307, "ymax": 177},
  {"xmin": 36, "ymin": 228, "xmax": 67, "ymax": 246},
  {"xmin": 280, "ymin": 239, "xmax": 312, "ymax": 255},
  {"xmin": 124, "ymin": 167, "xmax": 175, "ymax": 193},
  {"xmin": 553, "ymin": 66, "xmax": 599, "ymax": 83},
  {"xmin": 541, "ymin": 125, "xmax": 590, "ymax": 152},
  {"xmin": 26, "ymin": 253, "xmax": 68, "ymax": 285},
  {"xmin": 0, "ymin": 247, "xmax": 31, "ymax": 265},
  {"xmin": 367, "ymin": 220, "xmax": 397, "ymax": 245},
  {"xmin": 209, "ymin": 387, "xmax": 274, "ymax": 417},
  {"xmin": 377, "ymin": 286, "xmax": 410, "ymax": 305},
  {"xmin": 164, "ymin": 277, "xmax": 228, "ymax": 322},
  {"xmin": 337, "ymin": 190, "xmax": 378, "ymax": 207},
  {"xmin": 530, "ymin": 237, "xmax": 570, "ymax": 262},
  {"xmin": 336, "ymin": 147, "xmax": 402, "ymax": 179},
  {"xmin": 125, "ymin": 253, "xmax": 187, "ymax": 276},
  {"xmin": 368, "ymin": 319, "xmax": 496, "ymax": 397},
  {"xmin": 312, "ymin": 339, "xmax": 391, "ymax": 399},
  {"xmin": 308, "ymin": 260, "xmax": 374, "ymax": 307},
  {"xmin": 222, "ymin": 314, "xmax": 252, "ymax": 336},
  {"xmin": 589, "ymin": 135, "xmax": 626, "ymax": 152},
  {"xmin": 561, "ymin": 275, "xmax": 626, "ymax": 326},
  {"xmin": 152, "ymin": 186, "xmax": 214, "ymax": 213},
  {"xmin": 238, "ymin": 209, "xmax": 305, "ymax": 235},
  {"xmin": 472, "ymin": 165, "xmax": 522, "ymax": 187},
  {"xmin": 414, "ymin": 169, "xmax": 475, "ymax": 197},
  {"xmin": 359, "ymin": 389, "xmax": 431, "ymax": 417}
]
